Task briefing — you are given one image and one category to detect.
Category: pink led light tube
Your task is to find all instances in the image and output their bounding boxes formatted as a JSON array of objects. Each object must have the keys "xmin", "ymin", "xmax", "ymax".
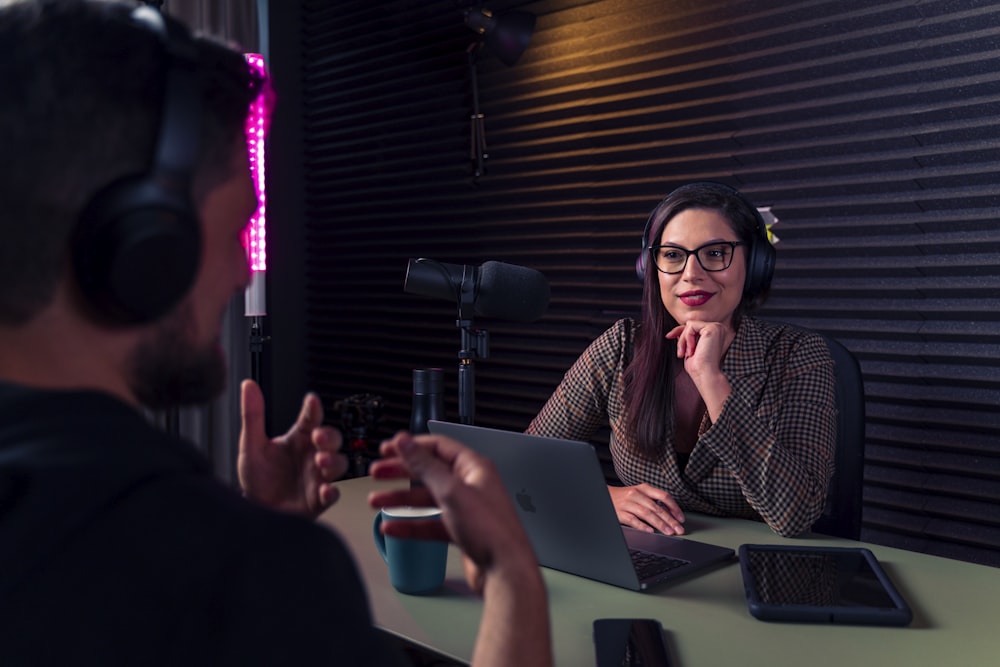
[
  {"xmin": 244, "ymin": 53, "xmax": 267, "ymax": 317},
  {"xmin": 245, "ymin": 53, "xmax": 267, "ymax": 273}
]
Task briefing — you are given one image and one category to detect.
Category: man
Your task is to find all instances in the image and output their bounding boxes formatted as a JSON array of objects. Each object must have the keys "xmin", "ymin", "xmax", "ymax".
[{"xmin": 0, "ymin": 1, "xmax": 550, "ymax": 665}]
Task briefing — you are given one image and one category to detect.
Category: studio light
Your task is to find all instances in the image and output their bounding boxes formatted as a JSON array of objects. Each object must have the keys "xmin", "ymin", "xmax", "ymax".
[
  {"xmin": 464, "ymin": 7, "xmax": 536, "ymax": 67},
  {"xmin": 464, "ymin": 6, "xmax": 536, "ymax": 181}
]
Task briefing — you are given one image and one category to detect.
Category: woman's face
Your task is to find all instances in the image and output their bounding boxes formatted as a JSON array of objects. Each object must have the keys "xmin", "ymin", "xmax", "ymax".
[{"xmin": 655, "ymin": 207, "xmax": 747, "ymax": 327}]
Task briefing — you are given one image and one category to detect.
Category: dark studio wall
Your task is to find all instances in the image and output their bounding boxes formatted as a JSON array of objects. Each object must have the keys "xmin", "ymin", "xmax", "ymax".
[{"xmin": 264, "ymin": 0, "xmax": 1000, "ymax": 566}]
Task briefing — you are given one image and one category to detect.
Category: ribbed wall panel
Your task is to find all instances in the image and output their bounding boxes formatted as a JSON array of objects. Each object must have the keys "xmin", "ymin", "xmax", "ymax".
[{"xmin": 270, "ymin": 0, "xmax": 1000, "ymax": 566}]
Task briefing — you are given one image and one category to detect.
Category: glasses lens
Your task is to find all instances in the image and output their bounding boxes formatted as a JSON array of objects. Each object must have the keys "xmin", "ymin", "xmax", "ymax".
[
  {"xmin": 654, "ymin": 247, "xmax": 688, "ymax": 273},
  {"xmin": 696, "ymin": 243, "xmax": 736, "ymax": 272}
]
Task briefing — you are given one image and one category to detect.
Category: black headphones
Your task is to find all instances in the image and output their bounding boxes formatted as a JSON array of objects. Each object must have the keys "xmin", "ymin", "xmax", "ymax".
[
  {"xmin": 635, "ymin": 182, "xmax": 775, "ymax": 299},
  {"xmin": 72, "ymin": 5, "xmax": 202, "ymax": 325}
]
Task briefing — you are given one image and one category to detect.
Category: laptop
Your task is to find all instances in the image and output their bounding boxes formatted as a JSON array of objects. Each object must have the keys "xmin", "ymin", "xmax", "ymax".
[{"xmin": 427, "ymin": 420, "xmax": 736, "ymax": 591}]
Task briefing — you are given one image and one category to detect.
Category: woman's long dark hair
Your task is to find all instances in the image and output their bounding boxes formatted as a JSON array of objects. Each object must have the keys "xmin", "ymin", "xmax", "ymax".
[{"xmin": 623, "ymin": 183, "xmax": 770, "ymax": 460}]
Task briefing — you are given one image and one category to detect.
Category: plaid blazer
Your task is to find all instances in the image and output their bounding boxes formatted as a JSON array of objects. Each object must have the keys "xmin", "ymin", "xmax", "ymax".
[{"xmin": 527, "ymin": 317, "xmax": 836, "ymax": 536}]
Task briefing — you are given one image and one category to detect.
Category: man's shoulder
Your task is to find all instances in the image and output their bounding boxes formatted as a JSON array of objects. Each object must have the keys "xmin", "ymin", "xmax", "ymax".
[{"xmin": 0, "ymin": 467, "xmax": 397, "ymax": 666}]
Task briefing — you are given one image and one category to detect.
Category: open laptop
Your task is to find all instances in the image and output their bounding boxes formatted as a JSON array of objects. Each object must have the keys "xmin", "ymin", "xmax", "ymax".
[{"xmin": 427, "ymin": 420, "xmax": 735, "ymax": 591}]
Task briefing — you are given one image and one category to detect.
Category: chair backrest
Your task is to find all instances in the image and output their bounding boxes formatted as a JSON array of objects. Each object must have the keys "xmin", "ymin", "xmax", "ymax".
[{"xmin": 810, "ymin": 333, "xmax": 866, "ymax": 540}]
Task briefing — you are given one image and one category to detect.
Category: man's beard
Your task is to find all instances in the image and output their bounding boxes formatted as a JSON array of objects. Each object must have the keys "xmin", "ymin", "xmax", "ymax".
[{"xmin": 127, "ymin": 305, "xmax": 226, "ymax": 409}]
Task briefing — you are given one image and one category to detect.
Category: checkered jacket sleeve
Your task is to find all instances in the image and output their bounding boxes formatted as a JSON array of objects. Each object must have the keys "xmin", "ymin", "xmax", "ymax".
[{"xmin": 526, "ymin": 318, "xmax": 633, "ymax": 443}]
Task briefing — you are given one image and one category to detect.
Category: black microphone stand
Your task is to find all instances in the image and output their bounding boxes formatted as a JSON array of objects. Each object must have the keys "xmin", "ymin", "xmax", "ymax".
[
  {"xmin": 457, "ymin": 267, "xmax": 489, "ymax": 425},
  {"xmin": 249, "ymin": 315, "xmax": 267, "ymax": 384}
]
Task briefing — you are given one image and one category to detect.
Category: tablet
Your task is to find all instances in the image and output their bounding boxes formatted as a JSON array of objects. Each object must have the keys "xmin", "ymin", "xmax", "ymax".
[{"xmin": 738, "ymin": 544, "xmax": 912, "ymax": 626}]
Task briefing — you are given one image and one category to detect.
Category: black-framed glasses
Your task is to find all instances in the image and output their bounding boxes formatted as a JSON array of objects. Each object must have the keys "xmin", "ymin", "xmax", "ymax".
[{"xmin": 649, "ymin": 241, "xmax": 745, "ymax": 274}]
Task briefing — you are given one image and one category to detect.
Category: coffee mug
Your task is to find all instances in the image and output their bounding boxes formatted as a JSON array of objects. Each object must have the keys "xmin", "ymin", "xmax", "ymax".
[{"xmin": 373, "ymin": 506, "xmax": 448, "ymax": 595}]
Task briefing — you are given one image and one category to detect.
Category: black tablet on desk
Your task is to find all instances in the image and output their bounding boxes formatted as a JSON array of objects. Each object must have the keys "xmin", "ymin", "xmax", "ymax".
[{"xmin": 738, "ymin": 544, "xmax": 913, "ymax": 626}]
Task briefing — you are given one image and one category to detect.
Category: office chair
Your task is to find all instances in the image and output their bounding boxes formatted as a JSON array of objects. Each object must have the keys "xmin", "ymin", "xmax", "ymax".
[{"xmin": 810, "ymin": 333, "xmax": 866, "ymax": 540}]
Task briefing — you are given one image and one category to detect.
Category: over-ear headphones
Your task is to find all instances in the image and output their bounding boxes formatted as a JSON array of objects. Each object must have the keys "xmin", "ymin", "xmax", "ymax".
[
  {"xmin": 635, "ymin": 182, "xmax": 775, "ymax": 299},
  {"xmin": 72, "ymin": 5, "xmax": 202, "ymax": 325}
]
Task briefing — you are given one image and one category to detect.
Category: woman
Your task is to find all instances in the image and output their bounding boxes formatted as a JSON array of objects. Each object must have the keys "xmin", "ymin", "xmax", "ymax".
[{"xmin": 527, "ymin": 182, "xmax": 835, "ymax": 537}]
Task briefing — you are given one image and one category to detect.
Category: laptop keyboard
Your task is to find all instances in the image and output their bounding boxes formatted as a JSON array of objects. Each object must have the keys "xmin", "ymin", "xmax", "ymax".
[{"xmin": 630, "ymin": 549, "xmax": 688, "ymax": 579}]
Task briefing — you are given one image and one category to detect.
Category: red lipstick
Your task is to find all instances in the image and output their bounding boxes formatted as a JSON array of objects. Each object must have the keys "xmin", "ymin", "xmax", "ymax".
[{"xmin": 678, "ymin": 290, "xmax": 714, "ymax": 306}]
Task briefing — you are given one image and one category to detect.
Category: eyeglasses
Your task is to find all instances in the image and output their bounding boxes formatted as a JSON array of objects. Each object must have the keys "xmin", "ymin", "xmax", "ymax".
[{"xmin": 649, "ymin": 241, "xmax": 745, "ymax": 274}]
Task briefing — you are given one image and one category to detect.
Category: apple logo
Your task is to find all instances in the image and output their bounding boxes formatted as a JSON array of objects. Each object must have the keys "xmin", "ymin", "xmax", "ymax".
[{"xmin": 515, "ymin": 488, "xmax": 536, "ymax": 513}]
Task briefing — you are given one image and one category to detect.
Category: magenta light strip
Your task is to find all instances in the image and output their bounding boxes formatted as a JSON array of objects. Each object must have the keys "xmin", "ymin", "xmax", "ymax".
[{"xmin": 245, "ymin": 53, "xmax": 267, "ymax": 273}]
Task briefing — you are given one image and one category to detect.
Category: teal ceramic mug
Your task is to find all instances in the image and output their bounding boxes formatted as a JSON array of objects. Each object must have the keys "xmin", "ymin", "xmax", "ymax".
[{"xmin": 373, "ymin": 506, "xmax": 448, "ymax": 595}]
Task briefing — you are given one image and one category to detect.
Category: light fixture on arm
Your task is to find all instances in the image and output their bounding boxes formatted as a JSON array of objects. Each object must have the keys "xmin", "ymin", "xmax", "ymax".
[{"xmin": 463, "ymin": 6, "xmax": 535, "ymax": 182}]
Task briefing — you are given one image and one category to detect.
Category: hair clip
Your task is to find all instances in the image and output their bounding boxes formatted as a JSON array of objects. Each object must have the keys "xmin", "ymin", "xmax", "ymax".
[{"xmin": 757, "ymin": 207, "xmax": 780, "ymax": 246}]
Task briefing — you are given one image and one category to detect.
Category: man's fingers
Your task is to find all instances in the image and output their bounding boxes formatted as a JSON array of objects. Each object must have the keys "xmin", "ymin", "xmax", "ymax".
[
  {"xmin": 291, "ymin": 392, "xmax": 324, "ymax": 436},
  {"xmin": 379, "ymin": 518, "xmax": 451, "ymax": 542},
  {"xmin": 312, "ymin": 425, "xmax": 343, "ymax": 455},
  {"xmin": 396, "ymin": 435, "xmax": 444, "ymax": 482},
  {"xmin": 369, "ymin": 486, "xmax": 437, "ymax": 510},
  {"xmin": 315, "ymin": 450, "xmax": 347, "ymax": 481},
  {"xmin": 239, "ymin": 379, "xmax": 265, "ymax": 450},
  {"xmin": 377, "ymin": 432, "xmax": 461, "ymax": 491},
  {"xmin": 319, "ymin": 483, "xmax": 340, "ymax": 507},
  {"xmin": 368, "ymin": 458, "xmax": 410, "ymax": 480}
]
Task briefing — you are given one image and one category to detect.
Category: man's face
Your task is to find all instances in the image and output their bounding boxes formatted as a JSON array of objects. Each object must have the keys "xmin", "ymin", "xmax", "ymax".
[{"xmin": 128, "ymin": 140, "xmax": 256, "ymax": 408}]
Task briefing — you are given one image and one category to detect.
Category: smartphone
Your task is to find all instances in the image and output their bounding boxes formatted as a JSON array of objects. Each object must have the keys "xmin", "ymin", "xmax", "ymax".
[{"xmin": 593, "ymin": 618, "xmax": 673, "ymax": 667}]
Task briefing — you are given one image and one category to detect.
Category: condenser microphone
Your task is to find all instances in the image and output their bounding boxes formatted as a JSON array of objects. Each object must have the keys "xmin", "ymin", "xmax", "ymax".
[{"xmin": 403, "ymin": 258, "xmax": 550, "ymax": 322}]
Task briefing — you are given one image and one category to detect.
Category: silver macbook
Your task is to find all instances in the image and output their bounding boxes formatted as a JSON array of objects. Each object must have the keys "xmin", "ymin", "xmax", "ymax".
[{"xmin": 427, "ymin": 420, "xmax": 736, "ymax": 591}]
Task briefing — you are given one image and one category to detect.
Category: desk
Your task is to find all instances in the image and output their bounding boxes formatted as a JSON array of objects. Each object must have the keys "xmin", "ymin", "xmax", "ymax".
[{"xmin": 319, "ymin": 476, "xmax": 1000, "ymax": 666}]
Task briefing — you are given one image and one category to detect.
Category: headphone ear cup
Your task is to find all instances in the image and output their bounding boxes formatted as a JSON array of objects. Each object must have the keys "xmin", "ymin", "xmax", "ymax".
[
  {"xmin": 636, "ymin": 209, "xmax": 655, "ymax": 282},
  {"xmin": 72, "ymin": 6, "xmax": 203, "ymax": 326},
  {"xmin": 743, "ymin": 233, "xmax": 776, "ymax": 298},
  {"xmin": 74, "ymin": 176, "xmax": 201, "ymax": 324}
]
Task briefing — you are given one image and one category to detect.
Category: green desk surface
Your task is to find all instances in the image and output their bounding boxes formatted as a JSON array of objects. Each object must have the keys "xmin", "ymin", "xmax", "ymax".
[{"xmin": 319, "ymin": 476, "xmax": 1000, "ymax": 667}]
